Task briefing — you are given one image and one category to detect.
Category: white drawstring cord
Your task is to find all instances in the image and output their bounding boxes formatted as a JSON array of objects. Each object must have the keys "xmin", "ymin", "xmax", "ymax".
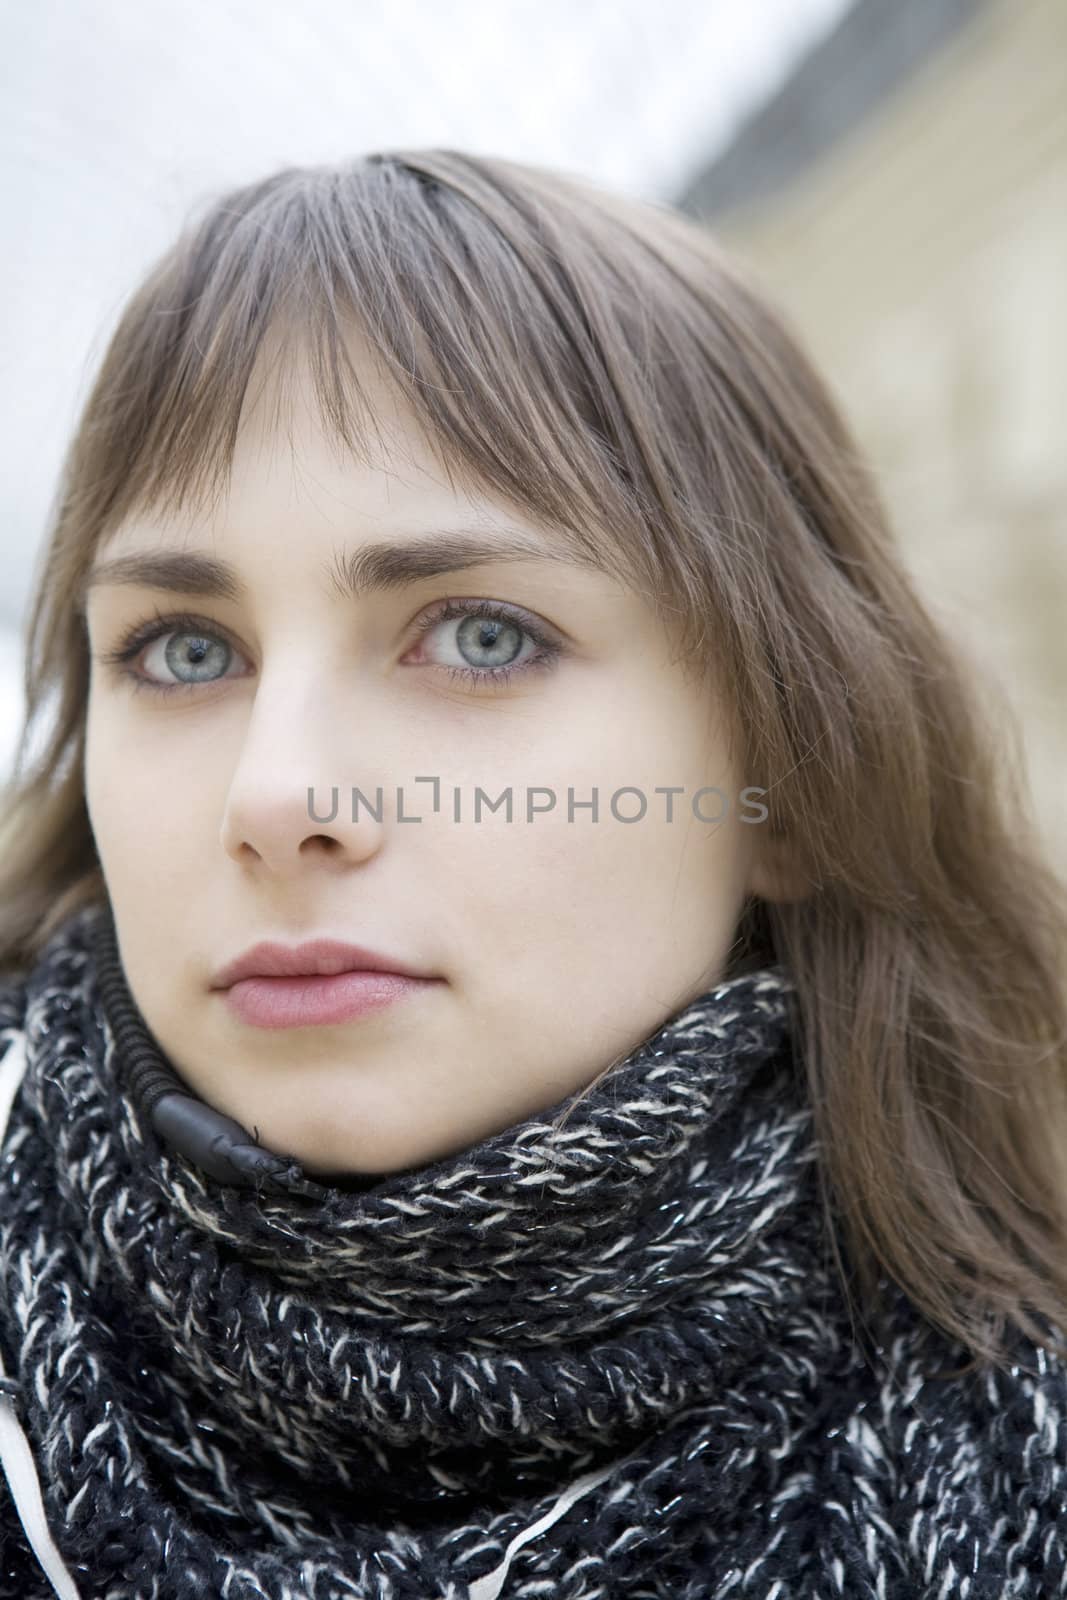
[
  {"xmin": 0, "ymin": 1030, "xmax": 83, "ymax": 1600},
  {"xmin": 466, "ymin": 1455, "xmax": 630, "ymax": 1600}
]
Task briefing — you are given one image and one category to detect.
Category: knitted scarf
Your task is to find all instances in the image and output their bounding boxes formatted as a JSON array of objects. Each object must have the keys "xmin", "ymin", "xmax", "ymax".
[{"xmin": 0, "ymin": 901, "xmax": 1064, "ymax": 1599}]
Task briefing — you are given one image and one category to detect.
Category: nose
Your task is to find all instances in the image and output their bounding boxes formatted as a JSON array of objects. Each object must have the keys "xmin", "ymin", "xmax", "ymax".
[{"xmin": 218, "ymin": 666, "xmax": 385, "ymax": 876}]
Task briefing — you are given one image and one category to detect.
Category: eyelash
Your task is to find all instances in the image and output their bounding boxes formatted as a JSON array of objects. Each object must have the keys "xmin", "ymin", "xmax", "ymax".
[{"xmin": 94, "ymin": 600, "xmax": 563, "ymax": 698}]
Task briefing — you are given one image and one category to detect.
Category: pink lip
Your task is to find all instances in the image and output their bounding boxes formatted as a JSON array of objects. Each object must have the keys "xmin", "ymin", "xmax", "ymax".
[
  {"xmin": 222, "ymin": 970, "xmax": 437, "ymax": 1030},
  {"xmin": 211, "ymin": 938, "xmax": 436, "ymax": 988},
  {"xmin": 210, "ymin": 937, "xmax": 442, "ymax": 1030}
]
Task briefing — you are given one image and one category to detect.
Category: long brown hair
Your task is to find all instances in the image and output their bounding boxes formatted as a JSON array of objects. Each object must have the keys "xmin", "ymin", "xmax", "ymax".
[{"xmin": 2, "ymin": 150, "xmax": 1066, "ymax": 1376}]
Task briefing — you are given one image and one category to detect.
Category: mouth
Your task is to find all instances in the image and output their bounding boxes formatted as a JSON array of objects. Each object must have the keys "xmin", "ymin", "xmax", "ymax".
[
  {"xmin": 219, "ymin": 969, "xmax": 442, "ymax": 1030},
  {"xmin": 210, "ymin": 936, "xmax": 443, "ymax": 1029}
]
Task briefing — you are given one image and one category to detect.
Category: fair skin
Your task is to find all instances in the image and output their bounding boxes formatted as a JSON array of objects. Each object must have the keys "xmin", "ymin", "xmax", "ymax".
[{"xmin": 83, "ymin": 329, "xmax": 802, "ymax": 1182}]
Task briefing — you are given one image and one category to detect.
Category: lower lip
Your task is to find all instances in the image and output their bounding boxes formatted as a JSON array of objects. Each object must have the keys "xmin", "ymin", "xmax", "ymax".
[{"xmin": 220, "ymin": 971, "xmax": 439, "ymax": 1029}]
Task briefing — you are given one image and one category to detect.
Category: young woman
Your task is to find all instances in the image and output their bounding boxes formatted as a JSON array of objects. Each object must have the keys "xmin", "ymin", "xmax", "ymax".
[{"xmin": 0, "ymin": 148, "xmax": 1065, "ymax": 1599}]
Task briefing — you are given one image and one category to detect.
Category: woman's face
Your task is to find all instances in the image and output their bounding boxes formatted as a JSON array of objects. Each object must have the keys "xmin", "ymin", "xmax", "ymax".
[{"xmin": 83, "ymin": 334, "xmax": 786, "ymax": 1180}]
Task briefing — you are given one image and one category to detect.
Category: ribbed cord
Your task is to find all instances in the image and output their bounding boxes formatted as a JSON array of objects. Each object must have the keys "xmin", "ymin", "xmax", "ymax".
[{"xmin": 89, "ymin": 904, "xmax": 330, "ymax": 1199}]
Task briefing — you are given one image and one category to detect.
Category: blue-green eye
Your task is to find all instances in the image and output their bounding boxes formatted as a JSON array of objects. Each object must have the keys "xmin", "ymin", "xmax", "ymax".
[
  {"xmin": 149, "ymin": 631, "xmax": 232, "ymax": 684},
  {"xmin": 455, "ymin": 613, "xmax": 524, "ymax": 669},
  {"xmin": 403, "ymin": 592, "xmax": 566, "ymax": 684},
  {"xmin": 410, "ymin": 599, "xmax": 560, "ymax": 688},
  {"xmin": 94, "ymin": 608, "xmax": 246, "ymax": 696}
]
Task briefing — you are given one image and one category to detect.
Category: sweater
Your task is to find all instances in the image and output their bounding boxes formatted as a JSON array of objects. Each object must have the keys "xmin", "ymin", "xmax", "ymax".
[{"xmin": 0, "ymin": 899, "xmax": 1065, "ymax": 1598}]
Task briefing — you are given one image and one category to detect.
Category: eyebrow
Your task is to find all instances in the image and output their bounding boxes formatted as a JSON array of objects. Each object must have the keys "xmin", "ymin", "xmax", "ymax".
[{"xmin": 79, "ymin": 527, "xmax": 597, "ymax": 611}]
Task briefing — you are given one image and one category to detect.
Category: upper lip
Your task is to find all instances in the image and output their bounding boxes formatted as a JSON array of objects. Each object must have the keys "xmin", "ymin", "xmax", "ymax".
[{"xmin": 211, "ymin": 939, "xmax": 436, "ymax": 988}]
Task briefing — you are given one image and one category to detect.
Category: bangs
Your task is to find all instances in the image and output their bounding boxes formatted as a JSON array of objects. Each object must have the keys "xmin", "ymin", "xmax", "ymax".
[{"xmin": 92, "ymin": 153, "xmax": 677, "ymax": 600}]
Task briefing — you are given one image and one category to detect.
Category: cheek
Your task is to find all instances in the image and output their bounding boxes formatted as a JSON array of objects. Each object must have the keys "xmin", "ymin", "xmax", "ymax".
[
  {"xmin": 429, "ymin": 682, "xmax": 745, "ymax": 921},
  {"xmin": 84, "ymin": 706, "xmax": 207, "ymax": 880},
  {"xmin": 436, "ymin": 788, "xmax": 745, "ymax": 981}
]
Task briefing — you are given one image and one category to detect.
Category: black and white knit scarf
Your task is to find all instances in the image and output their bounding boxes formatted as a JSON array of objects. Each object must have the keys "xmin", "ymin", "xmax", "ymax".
[{"xmin": 0, "ymin": 901, "xmax": 1065, "ymax": 1599}]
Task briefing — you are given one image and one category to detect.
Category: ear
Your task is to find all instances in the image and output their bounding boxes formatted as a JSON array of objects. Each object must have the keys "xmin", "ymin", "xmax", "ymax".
[{"xmin": 745, "ymin": 828, "xmax": 811, "ymax": 905}]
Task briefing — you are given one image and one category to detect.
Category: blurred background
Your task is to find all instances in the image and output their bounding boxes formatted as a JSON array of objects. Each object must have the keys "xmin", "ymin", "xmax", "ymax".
[{"xmin": 2, "ymin": 0, "xmax": 1064, "ymax": 865}]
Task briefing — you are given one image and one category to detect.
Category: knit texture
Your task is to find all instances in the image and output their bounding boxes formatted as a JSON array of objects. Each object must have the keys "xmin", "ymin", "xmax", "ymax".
[{"xmin": 0, "ymin": 901, "xmax": 1065, "ymax": 1598}]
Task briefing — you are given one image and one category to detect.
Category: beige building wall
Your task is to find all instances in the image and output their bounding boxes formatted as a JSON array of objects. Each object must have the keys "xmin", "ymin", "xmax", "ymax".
[{"xmin": 705, "ymin": 0, "xmax": 1067, "ymax": 872}]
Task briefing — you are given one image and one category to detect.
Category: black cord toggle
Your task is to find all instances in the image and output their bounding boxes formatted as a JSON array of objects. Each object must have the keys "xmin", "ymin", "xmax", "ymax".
[{"xmin": 150, "ymin": 1091, "xmax": 330, "ymax": 1199}]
